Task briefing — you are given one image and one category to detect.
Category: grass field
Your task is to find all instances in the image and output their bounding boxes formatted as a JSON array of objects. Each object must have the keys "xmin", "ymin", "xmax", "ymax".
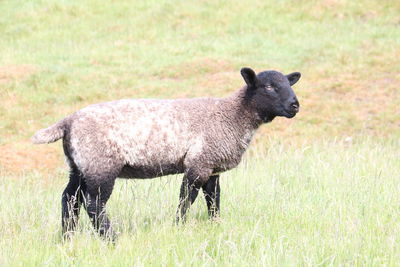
[
  {"xmin": 1, "ymin": 140, "xmax": 400, "ymax": 265},
  {"xmin": 1, "ymin": 0, "xmax": 399, "ymax": 265}
]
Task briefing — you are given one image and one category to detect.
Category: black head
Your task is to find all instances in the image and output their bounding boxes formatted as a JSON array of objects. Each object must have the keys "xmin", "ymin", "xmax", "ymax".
[{"xmin": 241, "ymin": 67, "xmax": 301, "ymax": 122}]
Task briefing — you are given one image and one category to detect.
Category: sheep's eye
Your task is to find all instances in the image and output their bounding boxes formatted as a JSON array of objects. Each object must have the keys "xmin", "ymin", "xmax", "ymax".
[{"xmin": 265, "ymin": 85, "xmax": 274, "ymax": 91}]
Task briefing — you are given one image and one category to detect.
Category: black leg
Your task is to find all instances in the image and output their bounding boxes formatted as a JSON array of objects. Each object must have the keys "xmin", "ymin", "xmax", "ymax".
[
  {"xmin": 62, "ymin": 169, "xmax": 84, "ymax": 236},
  {"xmin": 202, "ymin": 175, "xmax": 220, "ymax": 218},
  {"xmin": 176, "ymin": 172, "xmax": 205, "ymax": 224},
  {"xmin": 83, "ymin": 177, "xmax": 116, "ymax": 239}
]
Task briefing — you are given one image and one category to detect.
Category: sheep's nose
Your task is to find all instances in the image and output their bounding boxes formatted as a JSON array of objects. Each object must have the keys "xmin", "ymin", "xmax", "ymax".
[{"xmin": 290, "ymin": 101, "xmax": 299, "ymax": 112}]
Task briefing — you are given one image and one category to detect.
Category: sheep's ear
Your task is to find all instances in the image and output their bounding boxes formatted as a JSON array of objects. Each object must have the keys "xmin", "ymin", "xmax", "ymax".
[
  {"xmin": 241, "ymin": 67, "xmax": 257, "ymax": 88},
  {"xmin": 286, "ymin": 72, "xmax": 301, "ymax": 86}
]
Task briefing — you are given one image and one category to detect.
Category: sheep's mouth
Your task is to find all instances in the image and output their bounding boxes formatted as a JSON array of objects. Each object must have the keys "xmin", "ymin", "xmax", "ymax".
[{"xmin": 283, "ymin": 108, "xmax": 298, "ymax": 118}]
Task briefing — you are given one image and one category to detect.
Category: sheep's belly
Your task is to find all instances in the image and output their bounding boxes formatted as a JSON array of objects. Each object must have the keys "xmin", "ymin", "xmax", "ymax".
[{"xmin": 118, "ymin": 163, "xmax": 184, "ymax": 179}]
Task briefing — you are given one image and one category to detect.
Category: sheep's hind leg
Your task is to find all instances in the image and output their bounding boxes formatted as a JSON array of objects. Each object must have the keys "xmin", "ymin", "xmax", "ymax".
[
  {"xmin": 176, "ymin": 170, "xmax": 210, "ymax": 224},
  {"xmin": 202, "ymin": 175, "xmax": 220, "ymax": 219},
  {"xmin": 62, "ymin": 168, "xmax": 85, "ymax": 237},
  {"xmin": 83, "ymin": 176, "xmax": 117, "ymax": 240}
]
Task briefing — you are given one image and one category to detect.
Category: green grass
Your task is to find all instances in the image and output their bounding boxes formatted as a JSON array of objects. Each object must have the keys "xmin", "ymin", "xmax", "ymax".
[
  {"xmin": 0, "ymin": 0, "xmax": 399, "ymax": 144},
  {"xmin": 1, "ymin": 139, "xmax": 399, "ymax": 266},
  {"xmin": 1, "ymin": 0, "xmax": 400, "ymax": 265}
]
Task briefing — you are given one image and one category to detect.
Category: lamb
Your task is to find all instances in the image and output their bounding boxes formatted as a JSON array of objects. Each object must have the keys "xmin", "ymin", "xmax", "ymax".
[{"xmin": 32, "ymin": 67, "xmax": 301, "ymax": 238}]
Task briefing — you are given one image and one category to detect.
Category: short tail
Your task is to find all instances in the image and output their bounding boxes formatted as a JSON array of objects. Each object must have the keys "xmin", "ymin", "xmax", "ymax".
[{"xmin": 31, "ymin": 119, "xmax": 66, "ymax": 144}]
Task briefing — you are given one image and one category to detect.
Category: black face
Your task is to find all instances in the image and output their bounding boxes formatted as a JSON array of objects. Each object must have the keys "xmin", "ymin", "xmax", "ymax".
[{"xmin": 241, "ymin": 67, "xmax": 300, "ymax": 122}]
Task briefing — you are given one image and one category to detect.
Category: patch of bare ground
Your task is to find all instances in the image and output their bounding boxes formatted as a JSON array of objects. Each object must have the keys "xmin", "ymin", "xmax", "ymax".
[
  {"xmin": 0, "ymin": 141, "xmax": 65, "ymax": 175},
  {"xmin": 0, "ymin": 64, "xmax": 37, "ymax": 84}
]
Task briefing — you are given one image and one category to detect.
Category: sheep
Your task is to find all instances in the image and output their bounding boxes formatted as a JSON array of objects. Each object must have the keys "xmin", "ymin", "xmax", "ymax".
[{"xmin": 32, "ymin": 67, "xmax": 301, "ymax": 238}]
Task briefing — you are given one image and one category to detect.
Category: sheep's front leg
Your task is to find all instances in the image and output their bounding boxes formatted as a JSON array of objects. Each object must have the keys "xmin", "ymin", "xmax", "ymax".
[
  {"xmin": 202, "ymin": 175, "xmax": 220, "ymax": 218},
  {"xmin": 176, "ymin": 170, "xmax": 209, "ymax": 224}
]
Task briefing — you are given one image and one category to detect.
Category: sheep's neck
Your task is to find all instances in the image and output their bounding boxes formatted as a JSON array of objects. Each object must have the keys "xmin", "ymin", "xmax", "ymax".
[
  {"xmin": 211, "ymin": 88, "xmax": 265, "ymax": 150},
  {"xmin": 228, "ymin": 86, "xmax": 270, "ymax": 129}
]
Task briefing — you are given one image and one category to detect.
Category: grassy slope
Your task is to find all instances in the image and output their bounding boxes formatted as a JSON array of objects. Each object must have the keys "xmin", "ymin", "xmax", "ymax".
[
  {"xmin": 1, "ymin": 0, "xmax": 399, "ymax": 144},
  {"xmin": 0, "ymin": 0, "xmax": 400, "ymax": 265}
]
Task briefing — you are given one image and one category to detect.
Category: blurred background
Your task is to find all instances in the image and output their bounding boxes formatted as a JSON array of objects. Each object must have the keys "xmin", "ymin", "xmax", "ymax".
[{"xmin": 0, "ymin": 0, "xmax": 399, "ymax": 173}]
